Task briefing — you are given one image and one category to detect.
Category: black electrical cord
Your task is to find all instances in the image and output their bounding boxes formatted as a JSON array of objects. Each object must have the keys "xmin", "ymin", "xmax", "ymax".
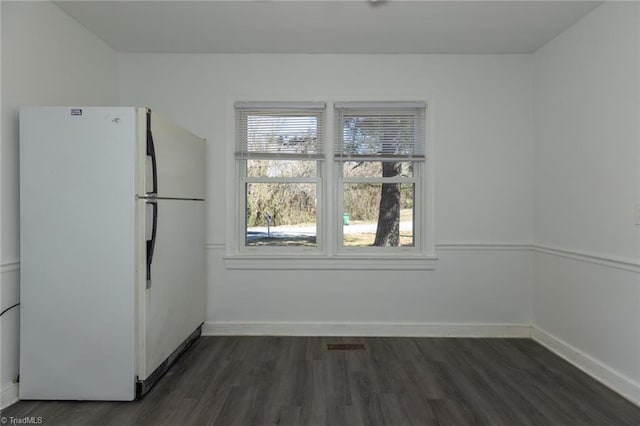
[{"xmin": 0, "ymin": 303, "xmax": 20, "ymax": 317}]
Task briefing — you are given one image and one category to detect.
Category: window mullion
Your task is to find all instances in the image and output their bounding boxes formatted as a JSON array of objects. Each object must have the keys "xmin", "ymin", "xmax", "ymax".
[{"xmin": 335, "ymin": 165, "xmax": 344, "ymax": 255}]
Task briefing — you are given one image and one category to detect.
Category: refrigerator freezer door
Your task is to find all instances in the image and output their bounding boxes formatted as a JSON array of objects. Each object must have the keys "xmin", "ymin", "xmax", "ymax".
[
  {"xmin": 136, "ymin": 199, "xmax": 206, "ymax": 380},
  {"xmin": 20, "ymin": 107, "xmax": 138, "ymax": 400},
  {"xmin": 140, "ymin": 109, "xmax": 206, "ymax": 200}
]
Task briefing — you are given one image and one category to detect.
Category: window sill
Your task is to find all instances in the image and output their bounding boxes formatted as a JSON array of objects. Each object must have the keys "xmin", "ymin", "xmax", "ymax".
[{"xmin": 223, "ymin": 254, "xmax": 438, "ymax": 270}]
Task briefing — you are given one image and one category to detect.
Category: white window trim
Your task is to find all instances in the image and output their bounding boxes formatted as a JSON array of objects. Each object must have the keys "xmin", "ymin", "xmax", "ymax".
[
  {"xmin": 232, "ymin": 100, "xmax": 326, "ymax": 255},
  {"xmin": 224, "ymin": 255, "xmax": 437, "ymax": 270},
  {"xmin": 224, "ymin": 96, "xmax": 436, "ymax": 270}
]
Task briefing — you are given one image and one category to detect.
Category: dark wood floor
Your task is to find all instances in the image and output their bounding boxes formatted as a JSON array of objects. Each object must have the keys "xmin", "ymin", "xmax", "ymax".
[{"xmin": 3, "ymin": 336, "xmax": 640, "ymax": 425}]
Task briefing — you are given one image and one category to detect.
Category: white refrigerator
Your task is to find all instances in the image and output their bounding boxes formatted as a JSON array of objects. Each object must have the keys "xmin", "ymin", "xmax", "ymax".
[{"xmin": 19, "ymin": 106, "xmax": 206, "ymax": 401}]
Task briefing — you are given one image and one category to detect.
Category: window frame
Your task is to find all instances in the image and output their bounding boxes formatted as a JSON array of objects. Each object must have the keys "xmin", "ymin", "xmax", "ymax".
[
  {"xmin": 233, "ymin": 102, "xmax": 326, "ymax": 254},
  {"xmin": 225, "ymin": 97, "xmax": 436, "ymax": 269},
  {"xmin": 333, "ymin": 102, "xmax": 428, "ymax": 256}
]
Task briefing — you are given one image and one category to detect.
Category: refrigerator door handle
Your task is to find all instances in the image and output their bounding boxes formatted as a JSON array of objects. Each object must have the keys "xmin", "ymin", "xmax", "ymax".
[
  {"xmin": 146, "ymin": 200, "xmax": 158, "ymax": 289},
  {"xmin": 146, "ymin": 110, "xmax": 158, "ymax": 196}
]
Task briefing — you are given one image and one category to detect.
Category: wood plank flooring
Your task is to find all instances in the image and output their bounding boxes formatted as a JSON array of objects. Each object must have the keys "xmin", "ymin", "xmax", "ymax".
[{"xmin": 3, "ymin": 336, "xmax": 640, "ymax": 425}]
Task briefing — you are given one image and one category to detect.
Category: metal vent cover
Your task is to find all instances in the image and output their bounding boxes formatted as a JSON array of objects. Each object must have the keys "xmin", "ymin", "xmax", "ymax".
[{"xmin": 326, "ymin": 343, "xmax": 366, "ymax": 351}]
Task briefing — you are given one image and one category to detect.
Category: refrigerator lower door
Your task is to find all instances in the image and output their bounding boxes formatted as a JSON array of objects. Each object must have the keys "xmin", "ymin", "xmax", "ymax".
[{"xmin": 136, "ymin": 199, "xmax": 205, "ymax": 382}]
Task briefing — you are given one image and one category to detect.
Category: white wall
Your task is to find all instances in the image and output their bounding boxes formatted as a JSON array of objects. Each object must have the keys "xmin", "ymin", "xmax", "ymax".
[
  {"xmin": 1, "ymin": 1, "xmax": 119, "ymax": 408},
  {"xmin": 119, "ymin": 54, "xmax": 534, "ymax": 335},
  {"xmin": 532, "ymin": 2, "xmax": 640, "ymax": 404}
]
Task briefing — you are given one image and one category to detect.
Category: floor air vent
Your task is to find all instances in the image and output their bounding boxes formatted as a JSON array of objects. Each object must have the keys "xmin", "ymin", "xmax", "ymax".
[{"xmin": 326, "ymin": 343, "xmax": 366, "ymax": 351}]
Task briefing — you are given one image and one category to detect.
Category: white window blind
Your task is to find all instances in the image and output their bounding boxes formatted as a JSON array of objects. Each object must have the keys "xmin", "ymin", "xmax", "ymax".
[
  {"xmin": 334, "ymin": 102, "xmax": 426, "ymax": 161},
  {"xmin": 235, "ymin": 102, "xmax": 326, "ymax": 160}
]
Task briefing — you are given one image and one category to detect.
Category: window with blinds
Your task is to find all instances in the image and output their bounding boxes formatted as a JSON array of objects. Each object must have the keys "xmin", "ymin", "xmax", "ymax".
[
  {"xmin": 235, "ymin": 102, "xmax": 326, "ymax": 160},
  {"xmin": 234, "ymin": 102, "xmax": 325, "ymax": 249},
  {"xmin": 334, "ymin": 102, "xmax": 426, "ymax": 161},
  {"xmin": 334, "ymin": 102, "xmax": 426, "ymax": 250},
  {"xmin": 230, "ymin": 99, "xmax": 431, "ymax": 255}
]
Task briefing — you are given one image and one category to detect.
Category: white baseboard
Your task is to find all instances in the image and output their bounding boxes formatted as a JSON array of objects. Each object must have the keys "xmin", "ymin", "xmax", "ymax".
[
  {"xmin": 1, "ymin": 382, "xmax": 19, "ymax": 410},
  {"xmin": 202, "ymin": 321, "xmax": 531, "ymax": 338},
  {"xmin": 531, "ymin": 326, "xmax": 640, "ymax": 406}
]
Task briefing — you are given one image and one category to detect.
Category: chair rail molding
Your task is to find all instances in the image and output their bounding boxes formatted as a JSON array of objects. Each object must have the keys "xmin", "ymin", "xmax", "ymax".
[{"xmin": 532, "ymin": 244, "xmax": 640, "ymax": 273}]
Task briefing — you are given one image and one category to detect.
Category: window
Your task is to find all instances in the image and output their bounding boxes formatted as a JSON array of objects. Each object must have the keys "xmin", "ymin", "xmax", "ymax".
[
  {"xmin": 334, "ymin": 102, "xmax": 426, "ymax": 252},
  {"xmin": 235, "ymin": 102, "xmax": 325, "ymax": 250},
  {"xmin": 230, "ymin": 100, "xmax": 432, "ymax": 267}
]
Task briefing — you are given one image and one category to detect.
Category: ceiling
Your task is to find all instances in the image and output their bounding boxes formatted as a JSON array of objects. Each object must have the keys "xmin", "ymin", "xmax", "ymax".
[{"xmin": 54, "ymin": 1, "xmax": 602, "ymax": 54}]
